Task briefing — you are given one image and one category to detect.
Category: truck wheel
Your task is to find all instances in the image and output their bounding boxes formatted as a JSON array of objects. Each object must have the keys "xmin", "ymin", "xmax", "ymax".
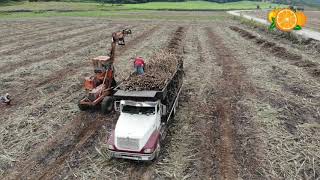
[
  {"xmin": 171, "ymin": 106, "xmax": 176, "ymax": 119},
  {"xmin": 154, "ymin": 142, "xmax": 160, "ymax": 160},
  {"xmin": 78, "ymin": 103, "xmax": 89, "ymax": 111},
  {"xmin": 101, "ymin": 96, "xmax": 114, "ymax": 114}
]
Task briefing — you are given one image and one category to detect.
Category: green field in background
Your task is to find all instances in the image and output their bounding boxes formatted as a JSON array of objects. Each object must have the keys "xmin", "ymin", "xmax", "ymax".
[{"xmin": 0, "ymin": 1, "xmax": 285, "ymax": 18}]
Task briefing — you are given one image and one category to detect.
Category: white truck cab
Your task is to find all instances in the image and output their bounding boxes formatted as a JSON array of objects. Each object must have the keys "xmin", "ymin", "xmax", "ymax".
[{"xmin": 108, "ymin": 100, "xmax": 164, "ymax": 160}]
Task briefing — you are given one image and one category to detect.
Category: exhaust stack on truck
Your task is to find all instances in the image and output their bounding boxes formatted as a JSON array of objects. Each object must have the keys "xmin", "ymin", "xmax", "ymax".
[{"xmin": 107, "ymin": 51, "xmax": 183, "ymax": 161}]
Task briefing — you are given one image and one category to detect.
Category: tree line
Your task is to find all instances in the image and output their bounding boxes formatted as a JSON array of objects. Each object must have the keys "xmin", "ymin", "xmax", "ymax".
[{"xmin": 0, "ymin": 0, "xmax": 257, "ymax": 4}]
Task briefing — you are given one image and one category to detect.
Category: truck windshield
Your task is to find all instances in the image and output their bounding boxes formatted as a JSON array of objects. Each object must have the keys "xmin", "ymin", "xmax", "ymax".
[{"xmin": 122, "ymin": 105, "xmax": 155, "ymax": 115}]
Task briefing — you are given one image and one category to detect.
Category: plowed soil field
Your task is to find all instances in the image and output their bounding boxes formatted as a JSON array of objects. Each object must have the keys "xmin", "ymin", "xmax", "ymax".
[
  {"xmin": 0, "ymin": 12, "xmax": 319, "ymax": 179},
  {"xmin": 243, "ymin": 10, "xmax": 320, "ymax": 32}
]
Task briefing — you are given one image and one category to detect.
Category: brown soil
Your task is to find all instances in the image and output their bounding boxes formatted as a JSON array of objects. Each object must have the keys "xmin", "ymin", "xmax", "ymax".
[
  {"xmin": 229, "ymin": 26, "xmax": 320, "ymax": 79},
  {"xmin": 225, "ymin": 19, "xmax": 320, "ymax": 179},
  {"xmin": 0, "ymin": 24, "xmax": 91, "ymax": 46},
  {"xmin": 0, "ymin": 25, "xmax": 124, "ymax": 75},
  {"xmin": 0, "ymin": 25, "xmax": 113, "ymax": 56},
  {"xmin": 0, "ymin": 21, "xmax": 60, "ymax": 39}
]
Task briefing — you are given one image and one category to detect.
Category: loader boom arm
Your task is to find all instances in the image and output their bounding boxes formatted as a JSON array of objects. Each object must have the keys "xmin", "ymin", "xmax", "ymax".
[{"xmin": 109, "ymin": 29, "xmax": 132, "ymax": 63}]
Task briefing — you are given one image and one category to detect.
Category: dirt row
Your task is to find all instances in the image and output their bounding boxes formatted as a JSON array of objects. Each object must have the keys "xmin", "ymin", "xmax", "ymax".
[
  {"xmin": 0, "ymin": 24, "xmax": 125, "ymax": 75},
  {"xmin": 201, "ymin": 26, "xmax": 262, "ymax": 179},
  {"xmin": 0, "ymin": 21, "xmax": 102, "ymax": 44},
  {"xmin": 229, "ymin": 26, "xmax": 320, "ymax": 78},
  {"xmin": 0, "ymin": 23, "xmax": 92, "ymax": 46},
  {"xmin": 127, "ymin": 26, "xmax": 188, "ymax": 180},
  {"xmin": 220, "ymin": 19, "xmax": 320, "ymax": 179},
  {"xmin": 165, "ymin": 25, "xmax": 221, "ymax": 179},
  {"xmin": 0, "ymin": 24, "xmax": 113, "ymax": 56},
  {"xmin": 0, "ymin": 21, "xmax": 60, "ymax": 37}
]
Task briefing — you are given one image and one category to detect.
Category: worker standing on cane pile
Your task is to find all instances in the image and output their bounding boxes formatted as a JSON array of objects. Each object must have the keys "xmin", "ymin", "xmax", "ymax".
[
  {"xmin": 0, "ymin": 93, "xmax": 11, "ymax": 105},
  {"xmin": 134, "ymin": 57, "xmax": 145, "ymax": 75}
]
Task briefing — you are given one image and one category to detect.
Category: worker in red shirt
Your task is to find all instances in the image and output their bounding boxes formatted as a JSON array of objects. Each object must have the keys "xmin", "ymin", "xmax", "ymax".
[{"xmin": 134, "ymin": 57, "xmax": 145, "ymax": 75}]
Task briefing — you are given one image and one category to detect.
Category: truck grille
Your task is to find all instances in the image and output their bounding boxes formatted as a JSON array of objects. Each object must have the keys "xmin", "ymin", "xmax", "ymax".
[{"xmin": 117, "ymin": 137, "xmax": 139, "ymax": 151}]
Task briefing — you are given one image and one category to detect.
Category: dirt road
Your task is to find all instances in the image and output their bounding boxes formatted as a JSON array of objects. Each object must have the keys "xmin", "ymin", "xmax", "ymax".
[{"xmin": 0, "ymin": 12, "xmax": 319, "ymax": 179}]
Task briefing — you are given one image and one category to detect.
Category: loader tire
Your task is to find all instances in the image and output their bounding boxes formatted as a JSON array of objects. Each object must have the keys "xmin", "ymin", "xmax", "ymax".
[
  {"xmin": 78, "ymin": 102, "xmax": 89, "ymax": 111},
  {"xmin": 111, "ymin": 78, "xmax": 117, "ymax": 88},
  {"xmin": 78, "ymin": 97, "xmax": 90, "ymax": 111},
  {"xmin": 101, "ymin": 96, "xmax": 114, "ymax": 114}
]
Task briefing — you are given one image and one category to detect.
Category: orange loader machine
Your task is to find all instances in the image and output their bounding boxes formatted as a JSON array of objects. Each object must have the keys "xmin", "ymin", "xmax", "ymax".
[{"xmin": 78, "ymin": 29, "xmax": 132, "ymax": 113}]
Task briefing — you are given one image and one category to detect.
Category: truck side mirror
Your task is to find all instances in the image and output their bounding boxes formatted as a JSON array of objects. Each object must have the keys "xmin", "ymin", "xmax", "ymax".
[{"xmin": 114, "ymin": 101, "xmax": 120, "ymax": 111}]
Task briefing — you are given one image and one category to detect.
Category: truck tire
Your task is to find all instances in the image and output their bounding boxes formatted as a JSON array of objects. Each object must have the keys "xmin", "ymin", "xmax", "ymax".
[
  {"xmin": 78, "ymin": 102, "xmax": 90, "ymax": 111},
  {"xmin": 171, "ymin": 106, "xmax": 176, "ymax": 119},
  {"xmin": 154, "ymin": 142, "xmax": 160, "ymax": 160},
  {"xmin": 101, "ymin": 96, "xmax": 114, "ymax": 114}
]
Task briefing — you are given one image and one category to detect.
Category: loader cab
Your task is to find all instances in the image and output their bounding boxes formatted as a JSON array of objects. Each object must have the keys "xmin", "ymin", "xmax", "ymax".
[
  {"xmin": 84, "ymin": 56, "xmax": 113, "ymax": 90},
  {"xmin": 92, "ymin": 56, "xmax": 111, "ymax": 74}
]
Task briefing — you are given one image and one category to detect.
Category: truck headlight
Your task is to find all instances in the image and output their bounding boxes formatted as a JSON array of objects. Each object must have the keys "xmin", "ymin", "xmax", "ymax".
[
  {"xmin": 108, "ymin": 145, "xmax": 115, "ymax": 150},
  {"xmin": 144, "ymin": 148, "xmax": 153, "ymax": 153}
]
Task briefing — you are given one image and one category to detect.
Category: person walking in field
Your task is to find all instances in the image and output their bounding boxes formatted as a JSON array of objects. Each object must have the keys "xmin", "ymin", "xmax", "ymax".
[
  {"xmin": 0, "ymin": 93, "xmax": 11, "ymax": 105},
  {"xmin": 134, "ymin": 57, "xmax": 145, "ymax": 75}
]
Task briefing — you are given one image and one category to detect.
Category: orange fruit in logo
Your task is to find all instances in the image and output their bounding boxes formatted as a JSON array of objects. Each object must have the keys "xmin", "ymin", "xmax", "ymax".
[
  {"xmin": 268, "ymin": 9, "xmax": 279, "ymax": 22},
  {"xmin": 276, "ymin": 8, "xmax": 297, "ymax": 31},
  {"xmin": 295, "ymin": 11, "xmax": 307, "ymax": 27}
]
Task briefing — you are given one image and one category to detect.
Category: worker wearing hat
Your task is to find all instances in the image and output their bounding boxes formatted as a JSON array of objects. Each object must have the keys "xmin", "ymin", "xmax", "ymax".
[{"xmin": 134, "ymin": 57, "xmax": 145, "ymax": 75}]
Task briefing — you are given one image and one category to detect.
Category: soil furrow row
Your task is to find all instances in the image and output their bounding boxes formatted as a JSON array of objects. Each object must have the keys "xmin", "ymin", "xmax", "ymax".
[
  {"xmin": 37, "ymin": 113, "xmax": 114, "ymax": 180},
  {"xmin": 205, "ymin": 26, "xmax": 252, "ymax": 179},
  {"xmin": 126, "ymin": 26, "xmax": 187, "ymax": 180},
  {"xmin": 182, "ymin": 26, "xmax": 221, "ymax": 179},
  {"xmin": 0, "ymin": 24, "xmax": 123, "ymax": 75},
  {"xmin": 0, "ymin": 24, "xmax": 109, "ymax": 56},
  {"xmin": 0, "ymin": 22, "xmax": 74, "ymax": 43},
  {"xmin": 0, "ymin": 24, "xmax": 92, "ymax": 46},
  {"xmin": 229, "ymin": 26, "xmax": 320, "ymax": 79},
  {"xmin": 221, "ymin": 22, "xmax": 320, "ymax": 178},
  {"xmin": 7, "ymin": 112, "xmax": 114, "ymax": 179},
  {"xmin": 0, "ymin": 22, "xmax": 64, "ymax": 39}
]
